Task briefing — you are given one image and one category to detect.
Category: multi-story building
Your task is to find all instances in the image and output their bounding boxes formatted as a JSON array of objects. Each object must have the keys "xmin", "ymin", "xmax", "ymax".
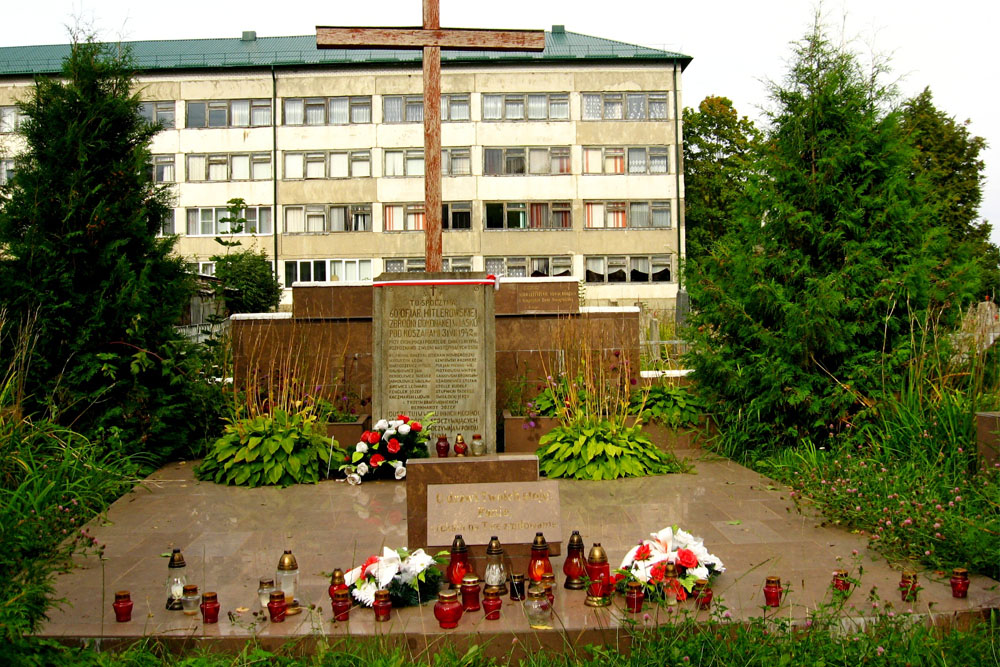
[{"xmin": 0, "ymin": 27, "xmax": 690, "ymax": 308}]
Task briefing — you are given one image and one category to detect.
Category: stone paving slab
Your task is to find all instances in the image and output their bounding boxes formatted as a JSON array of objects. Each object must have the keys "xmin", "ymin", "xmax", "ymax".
[{"xmin": 37, "ymin": 449, "xmax": 998, "ymax": 649}]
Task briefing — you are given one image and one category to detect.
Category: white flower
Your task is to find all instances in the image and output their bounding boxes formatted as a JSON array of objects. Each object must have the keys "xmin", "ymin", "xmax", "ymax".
[
  {"xmin": 356, "ymin": 462, "xmax": 369, "ymax": 476},
  {"xmin": 689, "ymin": 542, "xmax": 711, "ymax": 564},
  {"xmin": 398, "ymin": 548, "xmax": 434, "ymax": 585},
  {"xmin": 703, "ymin": 552, "xmax": 725, "ymax": 573},
  {"xmin": 395, "ymin": 465, "xmax": 407, "ymax": 480},
  {"xmin": 384, "ymin": 428, "xmax": 397, "ymax": 439},
  {"xmin": 356, "ymin": 442, "xmax": 368, "ymax": 454},
  {"xmin": 397, "ymin": 423, "xmax": 411, "ymax": 435},
  {"xmin": 389, "ymin": 420, "xmax": 403, "ymax": 429},
  {"xmin": 650, "ymin": 526, "xmax": 674, "ymax": 553},
  {"xmin": 672, "ymin": 528, "xmax": 697, "ymax": 549},
  {"xmin": 689, "ymin": 564, "xmax": 710, "ymax": 581},
  {"xmin": 372, "ymin": 547, "xmax": 401, "ymax": 588},
  {"xmin": 352, "ymin": 579, "xmax": 378, "ymax": 606},
  {"xmin": 344, "ymin": 565, "xmax": 363, "ymax": 587},
  {"xmin": 374, "ymin": 419, "xmax": 389, "ymax": 431},
  {"xmin": 346, "ymin": 473, "xmax": 361, "ymax": 486}
]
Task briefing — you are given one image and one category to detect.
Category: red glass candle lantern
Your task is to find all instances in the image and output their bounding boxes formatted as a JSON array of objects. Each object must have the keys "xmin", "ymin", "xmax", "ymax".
[
  {"xmin": 446, "ymin": 534, "xmax": 473, "ymax": 587},
  {"xmin": 267, "ymin": 591, "xmax": 288, "ymax": 622},
  {"xmin": 453, "ymin": 434, "xmax": 468, "ymax": 456},
  {"xmin": 584, "ymin": 543, "xmax": 611, "ymax": 607},
  {"xmin": 483, "ymin": 585, "xmax": 503, "ymax": 620},
  {"xmin": 528, "ymin": 532, "xmax": 554, "ymax": 582},
  {"xmin": 373, "ymin": 589, "xmax": 392, "ymax": 622},
  {"xmin": 693, "ymin": 579, "xmax": 713, "ymax": 610},
  {"xmin": 112, "ymin": 591, "xmax": 133, "ymax": 622},
  {"xmin": 832, "ymin": 569, "xmax": 850, "ymax": 592},
  {"xmin": 435, "ymin": 435, "xmax": 450, "ymax": 458},
  {"xmin": 950, "ymin": 568, "xmax": 969, "ymax": 599},
  {"xmin": 541, "ymin": 572, "xmax": 556, "ymax": 605},
  {"xmin": 200, "ymin": 592, "xmax": 220, "ymax": 624},
  {"xmin": 763, "ymin": 576, "xmax": 783, "ymax": 607},
  {"xmin": 899, "ymin": 571, "xmax": 918, "ymax": 603},
  {"xmin": 563, "ymin": 530, "xmax": 586, "ymax": 589},
  {"xmin": 625, "ymin": 580, "xmax": 645, "ymax": 613},
  {"xmin": 328, "ymin": 568, "xmax": 347, "ymax": 607},
  {"xmin": 331, "ymin": 588, "xmax": 351, "ymax": 622},
  {"xmin": 434, "ymin": 589, "xmax": 463, "ymax": 628},
  {"xmin": 460, "ymin": 574, "xmax": 482, "ymax": 612}
]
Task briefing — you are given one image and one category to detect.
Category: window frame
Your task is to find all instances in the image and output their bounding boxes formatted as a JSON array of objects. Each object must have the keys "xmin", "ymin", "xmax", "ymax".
[
  {"xmin": 282, "ymin": 150, "xmax": 371, "ymax": 180},
  {"xmin": 185, "ymin": 99, "xmax": 271, "ymax": 129},
  {"xmin": 484, "ymin": 201, "xmax": 572, "ymax": 231},
  {"xmin": 185, "ymin": 205, "xmax": 272, "ymax": 236},
  {"xmin": 282, "ymin": 96, "xmax": 371, "ymax": 126},
  {"xmin": 582, "ymin": 92, "xmax": 670, "ymax": 121},
  {"xmin": 585, "ymin": 254, "xmax": 672, "ymax": 283},
  {"xmin": 382, "ymin": 149, "xmax": 425, "ymax": 177},
  {"xmin": 283, "ymin": 203, "xmax": 372, "ymax": 234},
  {"xmin": 441, "ymin": 147, "xmax": 472, "ymax": 176},
  {"xmin": 187, "ymin": 153, "xmax": 273, "ymax": 182},
  {"xmin": 442, "ymin": 202, "xmax": 473, "ymax": 230},
  {"xmin": 139, "ymin": 101, "xmax": 175, "ymax": 129},
  {"xmin": 382, "ymin": 203, "xmax": 426, "ymax": 232},
  {"xmin": 582, "ymin": 146, "xmax": 671, "ymax": 175},
  {"xmin": 584, "ymin": 200, "xmax": 671, "ymax": 229},
  {"xmin": 484, "ymin": 146, "xmax": 571, "ymax": 176},
  {"xmin": 382, "ymin": 95, "xmax": 424, "ymax": 124},
  {"xmin": 482, "ymin": 92, "xmax": 569, "ymax": 121},
  {"xmin": 441, "ymin": 94, "xmax": 471, "ymax": 121}
]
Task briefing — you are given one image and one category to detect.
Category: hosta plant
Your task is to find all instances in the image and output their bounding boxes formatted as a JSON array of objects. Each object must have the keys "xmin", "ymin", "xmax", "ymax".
[
  {"xmin": 631, "ymin": 384, "xmax": 705, "ymax": 428},
  {"xmin": 537, "ymin": 418, "xmax": 688, "ymax": 480},
  {"xmin": 196, "ymin": 408, "xmax": 344, "ymax": 487}
]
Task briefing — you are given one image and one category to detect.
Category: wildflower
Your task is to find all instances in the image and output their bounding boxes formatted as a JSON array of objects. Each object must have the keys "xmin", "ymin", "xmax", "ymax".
[{"xmin": 876, "ymin": 646, "xmax": 885, "ymax": 656}]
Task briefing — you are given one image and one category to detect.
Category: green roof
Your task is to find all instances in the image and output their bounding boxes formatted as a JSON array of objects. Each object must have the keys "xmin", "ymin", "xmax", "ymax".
[{"xmin": 0, "ymin": 29, "xmax": 691, "ymax": 77}]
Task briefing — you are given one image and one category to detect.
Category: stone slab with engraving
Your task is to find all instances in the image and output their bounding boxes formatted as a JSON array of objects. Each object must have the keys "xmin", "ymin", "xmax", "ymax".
[
  {"xmin": 426, "ymin": 480, "xmax": 560, "ymax": 547},
  {"xmin": 372, "ymin": 272, "xmax": 496, "ymax": 451},
  {"xmin": 495, "ymin": 277, "xmax": 579, "ymax": 315}
]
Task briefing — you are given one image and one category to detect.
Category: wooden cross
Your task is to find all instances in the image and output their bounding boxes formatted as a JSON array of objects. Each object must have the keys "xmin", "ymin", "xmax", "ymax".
[{"xmin": 317, "ymin": 1, "xmax": 545, "ymax": 272}]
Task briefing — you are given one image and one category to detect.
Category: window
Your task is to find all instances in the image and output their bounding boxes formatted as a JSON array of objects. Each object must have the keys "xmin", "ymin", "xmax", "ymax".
[
  {"xmin": 139, "ymin": 101, "xmax": 175, "ymax": 129},
  {"xmin": 284, "ymin": 204, "xmax": 371, "ymax": 233},
  {"xmin": 486, "ymin": 147, "xmax": 570, "ymax": 176},
  {"xmin": 284, "ymin": 259, "xmax": 371, "ymax": 287},
  {"xmin": 282, "ymin": 150, "xmax": 370, "ymax": 180},
  {"xmin": 583, "ymin": 146, "xmax": 669, "ymax": 174},
  {"xmin": 383, "ymin": 95, "xmax": 423, "ymax": 123},
  {"xmin": 441, "ymin": 94, "xmax": 470, "ymax": 121},
  {"xmin": 585, "ymin": 255, "xmax": 672, "ymax": 283},
  {"xmin": 485, "ymin": 255, "xmax": 572, "ymax": 278},
  {"xmin": 441, "ymin": 148, "xmax": 471, "ymax": 176},
  {"xmin": 585, "ymin": 200, "xmax": 670, "ymax": 229},
  {"xmin": 187, "ymin": 153, "xmax": 272, "ymax": 181},
  {"xmin": 582, "ymin": 92, "xmax": 668, "ymax": 120},
  {"xmin": 385, "ymin": 257, "xmax": 470, "ymax": 272},
  {"xmin": 0, "ymin": 159, "xmax": 13, "ymax": 186},
  {"xmin": 186, "ymin": 99, "xmax": 271, "ymax": 128},
  {"xmin": 157, "ymin": 210, "xmax": 176, "ymax": 237},
  {"xmin": 383, "ymin": 203, "xmax": 425, "ymax": 232},
  {"xmin": 194, "ymin": 261, "xmax": 216, "ymax": 276},
  {"xmin": 0, "ymin": 106, "xmax": 21, "ymax": 133},
  {"xmin": 283, "ymin": 96, "xmax": 371, "ymax": 125},
  {"xmin": 485, "ymin": 202, "xmax": 570, "ymax": 230},
  {"xmin": 383, "ymin": 149, "xmax": 424, "ymax": 177},
  {"xmin": 185, "ymin": 206, "xmax": 272, "ymax": 236},
  {"xmin": 482, "ymin": 93, "xmax": 568, "ymax": 121},
  {"xmin": 442, "ymin": 202, "xmax": 472, "ymax": 230},
  {"xmin": 149, "ymin": 155, "xmax": 175, "ymax": 182}
]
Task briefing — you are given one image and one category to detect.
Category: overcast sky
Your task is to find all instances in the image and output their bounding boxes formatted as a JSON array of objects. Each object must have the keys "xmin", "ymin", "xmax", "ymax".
[{"xmin": 3, "ymin": 0, "xmax": 998, "ymax": 242}]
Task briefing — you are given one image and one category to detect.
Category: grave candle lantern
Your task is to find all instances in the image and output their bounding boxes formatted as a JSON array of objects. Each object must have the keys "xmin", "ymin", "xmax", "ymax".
[
  {"xmin": 528, "ymin": 532, "xmax": 553, "ymax": 582},
  {"xmin": 112, "ymin": 591, "xmax": 133, "ymax": 622},
  {"xmin": 453, "ymin": 434, "xmax": 468, "ymax": 456},
  {"xmin": 267, "ymin": 591, "xmax": 287, "ymax": 622},
  {"xmin": 562, "ymin": 530, "xmax": 586, "ymax": 590},
  {"xmin": 470, "ymin": 434, "xmax": 486, "ymax": 457},
  {"xmin": 461, "ymin": 574, "xmax": 482, "ymax": 612},
  {"xmin": 484, "ymin": 536, "xmax": 507, "ymax": 590},
  {"xmin": 693, "ymin": 579, "xmax": 713, "ymax": 610},
  {"xmin": 763, "ymin": 576, "xmax": 783, "ymax": 607},
  {"xmin": 662, "ymin": 562, "xmax": 679, "ymax": 606},
  {"xmin": 165, "ymin": 548, "xmax": 187, "ymax": 611},
  {"xmin": 181, "ymin": 584, "xmax": 200, "ymax": 615},
  {"xmin": 434, "ymin": 589, "xmax": 463, "ymax": 628},
  {"xmin": 509, "ymin": 573, "xmax": 526, "ymax": 601},
  {"xmin": 328, "ymin": 568, "xmax": 347, "ymax": 607},
  {"xmin": 832, "ymin": 569, "xmax": 851, "ymax": 592},
  {"xmin": 625, "ymin": 580, "xmax": 645, "ymax": 613},
  {"xmin": 257, "ymin": 577, "xmax": 275, "ymax": 610},
  {"xmin": 373, "ymin": 589, "xmax": 392, "ymax": 622},
  {"xmin": 483, "ymin": 585, "xmax": 503, "ymax": 620},
  {"xmin": 950, "ymin": 568, "xmax": 970, "ymax": 598},
  {"xmin": 276, "ymin": 550, "xmax": 300, "ymax": 613},
  {"xmin": 446, "ymin": 534, "xmax": 473, "ymax": 587},
  {"xmin": 584, "ymin": 543, "xmax": 611, "ymax": 607},
  {"xmin": 332, "ymin": 588, "xmax": 352, "ymax": 622},
  {"xmin": 523, "ymin": 585, "xmax": 553, "ymax": 629},
  {"xmin": 899, "ymin": 570, "xmax": 918, "ymax": 602},
  {"xmin": 435, "ymin": 435, "xmax": 451, "ymax": 458},
  {"xmin": 541, "ymin": 572, "xmax": 556, "ymax": 604},
  {"xmin": 200, "ymin": 592, "xmax": 220, "ymax": 624}
]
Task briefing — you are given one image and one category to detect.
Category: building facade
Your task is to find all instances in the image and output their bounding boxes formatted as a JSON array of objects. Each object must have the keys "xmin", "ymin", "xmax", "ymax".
[{"xmin": 0, "ymin": 27, "xmax": 690, "ymax": 307}]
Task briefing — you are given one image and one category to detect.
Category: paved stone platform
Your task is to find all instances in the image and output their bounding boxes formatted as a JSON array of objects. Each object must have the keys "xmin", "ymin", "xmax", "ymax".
[{"xmin": 37, "ymin": 447, "xmax": 998, "ymax": 654}]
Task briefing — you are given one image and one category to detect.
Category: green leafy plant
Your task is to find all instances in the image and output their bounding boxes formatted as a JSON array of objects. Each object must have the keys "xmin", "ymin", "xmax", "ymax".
[
  {"xmin": 631, "ymin": 384, "xmax": 704, "ymax": 428},
  {"xmin": 537, "ymin": 418, "xmax": 688, "ymax": 480},
  {"xmin": 195, "ymin": 408, "xmax": 344, "ymax": 487}
]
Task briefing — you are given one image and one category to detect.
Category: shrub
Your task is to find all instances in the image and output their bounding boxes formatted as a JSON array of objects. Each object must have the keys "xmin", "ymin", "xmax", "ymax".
[
  {"xmin": 537, "ymin": 419, "xmax": 688, "ymax": 480},
  {"xmin": 195, "ymin": 408, "xmax": 343, "ymax": 487},
  {"xmin": 631, "ymin": 384, "xmax": 704, "ymax": 428},
  {"xmin": 211, "ymin": 247, "xmax": 282, "ymax": 314}
]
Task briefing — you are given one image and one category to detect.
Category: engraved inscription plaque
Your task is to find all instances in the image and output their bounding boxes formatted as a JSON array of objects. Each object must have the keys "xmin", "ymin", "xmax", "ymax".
[
  {"xmin": 426, "ymin": 480, "xmax": 561, "ymax": 547},
  {"xmin": 373, "ymin": 272, "xmax": 496, "ymax": 451}
]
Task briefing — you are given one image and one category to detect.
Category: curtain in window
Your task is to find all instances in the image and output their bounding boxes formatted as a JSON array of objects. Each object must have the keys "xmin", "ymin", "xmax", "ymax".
[
  {"xmin": 305, "ymin": 155, "xmax": 325, "ymax": 179},
  {"xmin": 187, "ymin": 155, "xmax": 206, "ymax": 181},
  {"xmin": 283, "ymin": 262, "xmax": 298, "ymax": 288},
  {"xmin": 186, "ymin": 209, "xmax": 199, "ymax": 235},
  {"xmin": 483, "ymin": 149, "xmax": 502, "ymax": 176},
  {"xmin": 406, "ymin": 153, "xmax": 425, "ymax": 176},
  {"xmin": 452, "ymin": 152, "xmax": 470, "ymax": 175},
  {"xmin": 207, "ymin": 158, "xmax": 228, "ymax": 181},
  {"xmin": 485, "ymin": 258, "xmax": 505, "ymax": 276},
  {"xmin": 630, "ymin": 257, "xmax": 650, "ymax": 282},
  {"xmin": 329, "ymin": 98, "xmax": 349, "ymax": 124},
  {"xmin": 259, "ymin": 208, "xmax": 272, "ymax": 234},
  {"xmin": 384, "ymin": 205, "xmax": 400, "ymax": 231},
  {"xmin": 527, "ymin": 95, "xmax": 547, "ymax": 119},
  {"xmin": 626, "ymin": 94, "xmax": 646, "ymax": 120},
  {"xmin": 583, "ymin": 148, "xmax": 601, "ymax": 174},
  {"xmin": 329, "ymin": 207, "xmax": 347, "ymax": 232},
  {"xmin": 552, "ymin": 149, "xmax": 571, "ymax": 174},
  {"xmin": 585, "ymin": 203, "xmax": 604, "ymax": 228},
  {"xmin": 284, "ymin": 100, "xmax": 304, "ymax": 125},
  {"xmin": 585, "ymin": 257, "xmax": 605, "ymax": 282},
  {"xmin": 252, "ymin": 156, "xmax": 271, "ymax": 180},
  {"xmin": 505, "ymin": 150, "xmax": 525, "ymax": 175},
  {"xmin": 504, "ymin": 96, "xmax": 524, "ymax": 119},
  {"xmin": 251, "ymin": 102, "xmax": 271, "ymax": 126},
  {"xmin": 649, "ymin": 94, "xmax": 668, "ymax": 119},
  {"xmin": 628, "ymin": 148, "xmax": 647, "ymax": 173},
  {"xmin": 604, "ymin": 95, "xmax": 623, "ymax": 119},
  {"xmin": 351, "ymin": 154, "xmax": 370, "ymax": 177},
  {"xmin": 305, "ymin": 208, "xmax": 325, "ymax": 232},
  {"xmin": 353, "ymin": 210, "xmax": 371, "ymax": 231},
  {"xmin": 549, "ymin": 96, "xmax": 569, "ymax": 119},
  {"xmin": 350, "ymin": 99, "xmax": 371, "ymax": 123},
  {"xmin": 230, "ymin": 100, "xmax": 250, "ymax": 126},
  {"xmin": 583, "ymin": 94, "xmax": 601, "ymax": 120},
  {"xmin": 200, "ymin": 209, "xmax": 215, "ymax": 235},
  {"xmin": 482, "ymin": 95, "xmax": 502, "ymax": 120},
  {"xmin": 305, "ymin": 102, "xmax": 325, "ymax": 125},
  {"xmin": 651, "ymin": 256, "xmax": 671, "ymax": 282},
  {"xmin": 285, "ymin": 207, "xmax": 304, "ymax": 233},
  {"xmin": 529, "ymin": 203, "xmax": 548, "ymax": 229},
  {"xmin": 358, "ymin": 261, "xmax": 373, "ymax": 281},
  {"xmin": 629, "ymin": 202, "xmax": 650, "ymax": 227},
  {"xmin": 530, "ymin": 258, "xmax": 550, "ymax": 277},
  {"xmin": 649, "ymin": 150, "xmax": 668, "ymax": 173},
  {"xmin": 449, "ymin": 98, "xmax": 470, "ymax": 121},
  {"xmin": 231, "ymin": 155, "xmax": 250, "ymax": 180},
  {"xmin": 407, "ymin": 211, "xmax": 425, "ymax": 231},
  {"xmin": 406, "ymin": 99, "xmax": 423, "ymax": 122},
  {"xmin": 608, "ymin": 204, "xmax": 627, "ymax": 228},
  {"xmin": 529, "ymin": 149, "xmax": 550, "ymax": 174},
  {"xmin": 605, "ymin": 152, "xmax": 624, "ymax": 174},
  {"xmin": 384, "ymin": 97, "xmax": 403, "ymax": 122},
  {"xmin": 329, "ymin": 153, "xmax": 348, "ymax": 178},
  {"xmin": 652, "ymin": 205, "xmax": 670, "ymax": 228},
  {"xmin": 384, "ymin": 151, "xmax": 403, "ymax": 176},
  {"xmin": 284, "ymin": 153, "xmax": 304, "ymax": 179}
]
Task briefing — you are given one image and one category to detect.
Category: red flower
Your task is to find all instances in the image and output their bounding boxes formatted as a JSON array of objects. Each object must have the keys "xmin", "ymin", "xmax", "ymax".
[
  {"xmin": 676, "ymin": 548, "xmax": 698, "ymax": 570},
  {"xmin": 369, "ymin": 454, "xmax": 385, "ymax": 467},
  {"xmin": 387, "ymin": 438, "xmax": 400, "ymax": 454},
  {"xmin": 410, "ymin": 421, "xmax": 422, "ymax": 432},
  {"xmin": 649, "ymin": 561, "xmax": 667, "ymax": 583},
  {"xmin": 634, "ymin": 544, "xmax": 652, "ymax": 561},
  {"xmin": 397, "ymin": 414, "xmax": 410, "ymax": 423},
  {"xmin": 361, "ymin": 555, "xmax": 379, "ymax": 579},
  {"xmin": 365, "ymin": 431, "xmax": 381, "ymax": 445}
]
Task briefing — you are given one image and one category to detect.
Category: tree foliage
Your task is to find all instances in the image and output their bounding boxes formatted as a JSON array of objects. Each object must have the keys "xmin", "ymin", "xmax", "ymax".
[
  {"xmin": 0, "ymin": 40, "xmax": 218, "ymax": 461},
  {"xmin": 684, "ymin": 19, "xmax": 981, "ymax": 453},
  {"xmin": 682, "ymin": 96, "xmax": 761, "ymax": 256},
  {"xmin": 900, "ymin": 88, "xmax": 998, "ymax": 295}
]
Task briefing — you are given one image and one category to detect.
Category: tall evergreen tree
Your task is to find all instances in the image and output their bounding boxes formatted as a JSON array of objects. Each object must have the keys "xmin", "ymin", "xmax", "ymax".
[
  {"xmin": 684, "ymin": 20, "xmax": 980, "ymax": 453},
  {"xmin": 0, "ymin": 40, "xmax": 206, "ymax": 459}
]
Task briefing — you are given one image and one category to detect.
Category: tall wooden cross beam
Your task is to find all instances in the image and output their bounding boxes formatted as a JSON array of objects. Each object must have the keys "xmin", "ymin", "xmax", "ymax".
[{"xmin": 317, "ymin": 1, "xmax": 545, "ymax": 272}]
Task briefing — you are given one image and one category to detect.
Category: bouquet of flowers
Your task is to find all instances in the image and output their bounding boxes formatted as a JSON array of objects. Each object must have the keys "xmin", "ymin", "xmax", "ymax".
[
  {"xmin": 340, "ymin": 414, "xmax": 430, "ymax": 484},
  {"xmin": 344, "ymin": 546, "xmax": 444, "ymax": 607},
  {"xmin": 617, "ymin": 525, "xmax": 725, "ymax": 600}
]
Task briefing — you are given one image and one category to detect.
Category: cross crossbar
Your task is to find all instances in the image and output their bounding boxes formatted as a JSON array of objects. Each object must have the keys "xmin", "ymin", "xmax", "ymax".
[{"xmin": 316, "ymin": 27, "xmax": 546, "ymax": 51}]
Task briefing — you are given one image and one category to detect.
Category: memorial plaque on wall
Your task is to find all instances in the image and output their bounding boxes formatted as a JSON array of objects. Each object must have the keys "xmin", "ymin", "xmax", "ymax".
[
  {"xmin": 372, "ymin": 273, "xmax": 497, "ymax": 452},
  {"xmin": 425, "ymin": 480, "xmax": 561, "ymax": 547}
]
